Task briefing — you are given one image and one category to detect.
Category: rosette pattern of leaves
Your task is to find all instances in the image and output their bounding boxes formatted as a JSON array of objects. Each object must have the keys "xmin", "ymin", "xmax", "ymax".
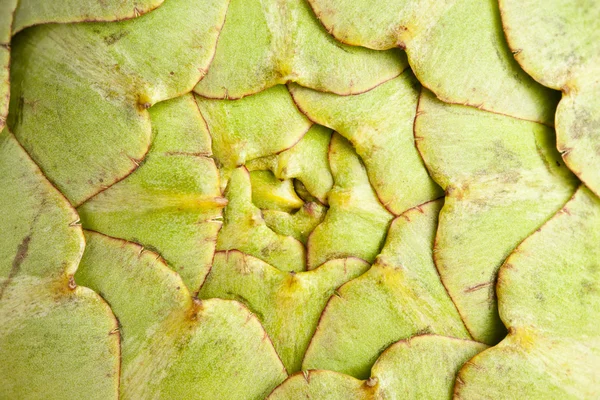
[{"xmin": 1, "ymin": 0, "xmax": 599, "ymax": 399}]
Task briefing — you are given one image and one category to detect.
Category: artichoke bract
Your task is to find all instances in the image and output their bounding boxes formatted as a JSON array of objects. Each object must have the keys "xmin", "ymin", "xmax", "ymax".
[{"xmin": 1, "ymin": 0, "xmax": 599, "ymax": 399}]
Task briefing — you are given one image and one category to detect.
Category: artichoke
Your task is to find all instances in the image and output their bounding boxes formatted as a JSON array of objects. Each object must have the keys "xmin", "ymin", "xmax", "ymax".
[{"xmin": 1, "ymin": 0, "xmax": 599, "ymax": 399}]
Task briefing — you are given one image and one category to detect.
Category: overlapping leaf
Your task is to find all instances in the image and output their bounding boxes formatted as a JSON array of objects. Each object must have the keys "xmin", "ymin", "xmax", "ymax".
[
  {"xmin": 416, "ymin": 89, "xmax": 579, "ymax": 344},
  {"xmin": 2, "ymin": 0, "xmax": 598, "ymax": 397},
  {"xmin": 0, "ymin": 129, "xmax": 119, "ymax": 399},
  {"xmin": 269, "ymin": 335, "xmax": 486, "ymax": 399},
  {"xmin": 77, "ymin": 231, "xmax": 287, "ymax": 400},
  {"xmin": 195, "ymin": 85, "xmax": 313, "ymax": 186},
  {"xmin": 246, "ymin": 124, "xmax": 334, "ymax": 204},
  {"xmin": 218, "ymin": 167, "xmax": 306, "ymax": 272},
  {"xmin": 289, "ymin": 71, "xmax": 442, "ymax": 215},
  {"xmin": 455, "ymin": 186, "xmax": 600, "ymax": 398},
  {"xmin": 262, "ymin": 201, "xmax": 328, "ymax": 244},
  {"xmin": 305, "ymin": 0, "xmax": 558, "ymax": 124},
  {"xmin": 199, "ymin": 251, "xmax": 369, "ymax": 373},
  {"xmin": 307, "ymin": 134, "xmax": 393, "ymax": 268},
  {"xmin": 1, "ymin": 0, "xmax": 162, "ymax": 132},
  {"xmin": 193, "ymin": 0, "xmax": 406, "ymax": 99},
  {"xmin": 303, "ymin": 199, "xmax": 470, "ymax": 378},
  {"xmin": 499, "ymin": 0, "xmax": 600, "ymax": 197},
  {"xmin": 12, "ymin": 0, "xmax": 164, "ymax": 34},
  {"xmin": 77, "ymin": 95, "xmax": 226, "ymax": 291},
  {"xmin": 0, "ymin": 0, "xmax": 18, "ymax": 130},
  {"xmin": 8, "ymin": 0, "xmax": 229, "ymax": 204}
]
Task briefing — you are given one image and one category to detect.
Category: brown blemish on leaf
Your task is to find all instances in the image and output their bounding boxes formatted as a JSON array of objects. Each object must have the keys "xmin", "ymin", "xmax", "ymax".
[
  {"xmin": 104, "ymin": 31, "xmax": 129, "ymax": 46},
  {"xmin": 464, "ymin": 281, "xmax": 493, "ymax": 293},
  {"xmin": 0, "ymin": 234, "xmax": 32, "ymax": 300}
]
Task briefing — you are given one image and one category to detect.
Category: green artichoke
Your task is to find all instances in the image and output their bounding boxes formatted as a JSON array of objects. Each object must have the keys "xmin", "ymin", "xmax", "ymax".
[{"xmin": 1, "ymin": 0, "xmax": 599, "ymax": 398}]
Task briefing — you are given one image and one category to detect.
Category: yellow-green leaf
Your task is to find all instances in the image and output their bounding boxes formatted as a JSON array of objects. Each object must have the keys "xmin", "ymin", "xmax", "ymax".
[
  {"xmin": 499, "ymin": 0, "xmax": 600, "ymax": 198},
  {"xmin": 0, "ymin": 129, "xmax": 119, "ymax": 399},
  {"xmin": 303, "ymin": 199, "xmax": 469, "ymax": 378},
  {"xmin": 77, "ymin": 95, "xmax": 225, "ymax": 291},
  {"xmin": 77, "ymin": 231, "xmax": 288, "ymax": 400},
  {"xmin": 217, "ymin": 167, "xmax": 306, "ymax": 272},
  {"xmin": 289, "ymin": 71, "xmax": 442, "ymax": 215},
  {"xmin": 307, "ymin": 134, "xmax": 393, "ymax": 268},
  {"xmin": 246, "ymin": 124, "xmax": 334, "ymax": 204},
  {"xmin": 455, "ymin": 186, "xmax": 600, "ymax": 399},
  {"xmin": 0, "ymin": 0, "xmax": 18, "ymax": 131},
  {"xmin": 305, "ymin": 0, "xmax": 558, "ymax": 124},
  {"xmin": 195, "ymin": 85, "xmax": 312, "ymax": 190},
  {"xmin": 415, "ymin": 89, "xmax": 579, "ymax": 344},
  {"xmin": 8, "ymin": 0, "xmax": 229, "ymax": 204},
  {"xmin": 12, "ymin": 0, "xmax": 164, "ymax": 34},
  {"xmin": 199, "ymin": 251, "xmax": 369, "ymax": 373},
  {"xmin": 269, "ymin": 335, "xmax": 486, "ymax": 399},
  {"xmin": 250, "ymin": 170, "xmax": 304, "ymax": 212},
  {"xmin": 263, "ymin": 202, "xmax": 328, "ymax": 244},
  {"xmin": 194, "ymin": 0, "xmax": 406, "ymax": 98}
]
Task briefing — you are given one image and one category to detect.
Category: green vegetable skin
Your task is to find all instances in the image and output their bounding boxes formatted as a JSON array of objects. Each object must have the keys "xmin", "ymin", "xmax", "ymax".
[{"xmin": 1, "ymin": 0, "xmax": 599, "ymax": 399}]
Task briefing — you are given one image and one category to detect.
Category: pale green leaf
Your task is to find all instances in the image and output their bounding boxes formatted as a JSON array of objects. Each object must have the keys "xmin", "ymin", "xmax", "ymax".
[
  {"xmin": 263, "ymin": 202, "xmax": 328, "ymax": 244},
  {"xmin": 0, "ymin": 0, "xmax": 18, "ymax": 130},
  {"xmin": 415, "ymin": 89, "xmax": 579, "ymax": 344},
  {"xmin": 305, "ymin": 0, "xmax": 558, "ymax": 124},
  {"xmin": 12, "ymin": 0, "xmax": 164, "ymax": 34},
  {"xmin": 0, "ymin": 129, "xmax": 119, "ymax": 399},
  {"xmin": 77, "ymin": 95, "xmax": 225, "ymax": 291},
  {"xmin": 195, "ymin": 85, "xmax": 312, "ymax": 179},
  {"xmin": 217, "ymin": 167, "xmax": 306, "ymax": 272},
  {"xmin": 307, "ymin": 134, "xmax": 393, "ymax": 268},
  {"xmin": 499, "ymin": 0, "xmax": 600, "ymax": 197},
  {"xmin": 77, "ymin": 231, "xmax": 287, "ymax": 400},
  {"xmin": 268, "ymin": 370, "xmax": 367, "ymax": 400},
  {"xmin": 8, "ymin": 0, "xmax": 229, "ymax": 204},
  {"xmin": 289, "ymin": 71, "xmax": 442, "ymax": 215},
  {"xmin": 455, "ymin": 186, "xmax": 600, "ymax": 399},
  {"xmin": 250, "ymin": 170, "xmax": 304, "ymax": 212},
  {"xmin": 269, "ymin": 335, "xmax": 485, "ymax": 399},
  {"xmin": 199, "ymin": 251, "xmax": 369, "ymax": 372},
  {"xmin": 303, "ymin": 199, "xmax": 470, "ymax": 378},
  {"xmin": 193, "ymin": 0, "xmax": 407, "ymax": 98},
  {"xmin": 372, "ymin": 335, "xmax": 486, "ymax": 399},
  {"xmin": 246, "ymin": 125, "xmax": 334, "ymax": 203}
]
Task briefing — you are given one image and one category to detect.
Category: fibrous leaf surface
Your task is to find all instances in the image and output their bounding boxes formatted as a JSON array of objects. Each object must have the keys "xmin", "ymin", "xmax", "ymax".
[
  {"xmin": 0, "ymin": 129, "xmax": 119, "ymax": 399},
  {"xmin": 289, "ymin": 71, "xmax": 442, "ymax": 215},
  {"xmin": 269, "ymin": 335, "xmax": 486, "ymax": 399},
  {"xmin": 307, "ymin": 134, "xmax": 393, "ymax": 268},
  {"xmin": 193, "ymin": 0, "xmax": 407, "ymax": 99},
  {"xmin": 305, "ymin": 0, "xmax": 558, "ymax": 124},
  {"xmin": 12, "ymin": 0, "xmax": 165, "ymax": 34},
  {"xmin": 499, "ymin": 0, "xmax": 600, "ymax": 198},
  {"xmin": 77, "ymin": 231, "xmax": 287, "ymax": 400},
  {"xmin": 263, "ymin": 202, "xmax": 328, "ymax": 244},
  {"xmin": 195, "ymin": 85, "xmax": 312, "ymax": 183},
  {"xmin": 8, "ymin": 0, "xmax": 229, "ymax": 204},
  {"xmin": 1, "ymin": 0, "xmax": 160, "ymax": 133},
  {"xmin": 249, "ymin": 170, "xmax": 304, "ymax": 212},
  {"xmin": 269, "ymin": 370, "xmax": 367, "ymax": 400},
  {"xmin": 77, "ymin": 95, "xmax": 225, "ymax": 291},
  {"xmin": 246, "ymin": 124, "xmax": 334, "ymax": 204},
  {"xmin": 199, "ymin": 251, "xmax": 369, "ymax": 373},
  {"xmin": 217, "ymin": 167, "xmax": 306, "ymax": 272},
  {"xmin": 455, "ymin": 186, "xmax": 600, "ymax": 399},
  {"xmin": 415, "ymin": 89, "xmax": 579, "ymax": 344},
  {"xmin": 303, "ymin": 199, "xmax": 470, "ymax": 378}
]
